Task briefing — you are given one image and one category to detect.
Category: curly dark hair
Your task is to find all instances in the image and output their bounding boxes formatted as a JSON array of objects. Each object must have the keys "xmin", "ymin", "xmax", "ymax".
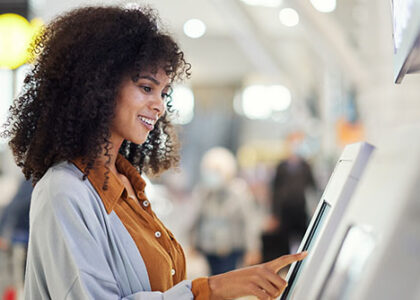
[{"xmin": 1, "ymin": 5, "xmax": 191, "ymax": 187}]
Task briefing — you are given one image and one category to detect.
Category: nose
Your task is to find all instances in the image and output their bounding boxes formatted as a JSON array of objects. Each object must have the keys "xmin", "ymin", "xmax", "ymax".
[{"xmin": 150, "ymin": 95, "xmax": 165, "ymax": 117}]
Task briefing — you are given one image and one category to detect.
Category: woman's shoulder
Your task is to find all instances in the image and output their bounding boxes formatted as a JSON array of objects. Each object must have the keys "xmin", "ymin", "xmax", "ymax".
[
  {"xmin": 41, "ymin": 161, "xmax": 86, "ymax": 188},
  {"xmin": 31, "ymin": 161, "xmax": 104, "ymax": 220},
  {"xmin": 34, "ymin": 161, "xmax": 92, "ymax": 205}
]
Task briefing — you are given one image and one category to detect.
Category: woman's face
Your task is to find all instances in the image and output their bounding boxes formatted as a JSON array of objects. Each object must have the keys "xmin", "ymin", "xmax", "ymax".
[{"xmin": 110, "ymin": 69, "xmax": 171, "ymax": 146}]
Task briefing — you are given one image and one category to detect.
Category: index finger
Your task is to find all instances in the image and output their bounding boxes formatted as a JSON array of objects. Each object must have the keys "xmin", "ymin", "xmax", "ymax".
[{"xmin": 266, "ymin": 251, "xmax": 308, "ymax": 273}]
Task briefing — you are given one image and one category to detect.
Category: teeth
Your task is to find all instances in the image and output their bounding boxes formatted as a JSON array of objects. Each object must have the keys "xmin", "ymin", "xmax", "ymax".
[{"xmin": 139, "ymin": 116, "xmax": 154, "ymax": 126}]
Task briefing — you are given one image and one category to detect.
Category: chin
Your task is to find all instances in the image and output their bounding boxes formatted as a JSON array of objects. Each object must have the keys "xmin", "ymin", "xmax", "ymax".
[{"xmin": 128, "ymin": 136, "xmax": 148, "ymax": 145}]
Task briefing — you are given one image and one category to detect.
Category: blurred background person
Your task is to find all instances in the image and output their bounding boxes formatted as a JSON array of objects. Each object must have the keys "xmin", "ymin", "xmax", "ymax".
[
  {"xmin": 191, "ymin": 147, "xmax": 263, "ymax": 275},
  {"xmin": 0, "ymin": 178, "xmax": 32, "ymax": 300},
  {"xmin": 263, "ymin": 133, "xmax": 317, "ymax": 262},
  {"xmin": 0, "ymin": 179, "xmax": 32, "ymax": 250}
]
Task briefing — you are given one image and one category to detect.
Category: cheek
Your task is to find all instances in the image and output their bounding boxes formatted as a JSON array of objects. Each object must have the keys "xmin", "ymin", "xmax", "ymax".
[
  {"xmin": 113, "ymin": 105, "xmax": 126, "ymax": 125},
  {"xmin": 116, "ymin": 98, "xmax": 136, "ymax": 120},
  {"xmin": 111, "ymin": 104, "xmax": 132, "ymax": 133}
]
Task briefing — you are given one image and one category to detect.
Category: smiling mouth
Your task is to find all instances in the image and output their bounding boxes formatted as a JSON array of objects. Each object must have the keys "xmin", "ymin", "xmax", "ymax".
[{"xmin": 138, "ymin": 115, "xmax": 156, "ymax": 130}]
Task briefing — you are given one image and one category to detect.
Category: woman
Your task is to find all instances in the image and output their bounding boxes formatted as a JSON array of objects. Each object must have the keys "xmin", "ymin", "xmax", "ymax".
[{"xmin": 3, "ymin": 5, "xmax": 306, "ymax": 300}]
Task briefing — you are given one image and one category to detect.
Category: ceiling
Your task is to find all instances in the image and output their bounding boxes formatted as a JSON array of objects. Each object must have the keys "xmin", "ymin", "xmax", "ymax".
[{"xmin": 28, "ymin": 0, "xmax": 386, "ymax": 93}]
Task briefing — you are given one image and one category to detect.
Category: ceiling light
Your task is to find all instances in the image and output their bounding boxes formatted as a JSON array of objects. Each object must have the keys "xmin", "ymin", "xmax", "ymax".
[
  {"xmin": 279, "ymin": 8, "xmax": 300, "ymax": 27},
  {"xmin": 0, "ymin": 14, "xmax": 44, "ymax": 69},
  {"xmin": 242, "ymin": 85, "xmax": 272, "ymax": 119},
  {"xmin": 241, "ymin": 84, "xmax": 292, "ymax": 119},
  {"xmin": 183, "ymin": 19, "xmax": 206, "ymax": 39},
  {"xmin": 268, "ymin": 85, "xmax": 292, "ymax": 111},
  {"xmin": 310, "ymin": 0, "xmax": 337, "ymax": 13}
]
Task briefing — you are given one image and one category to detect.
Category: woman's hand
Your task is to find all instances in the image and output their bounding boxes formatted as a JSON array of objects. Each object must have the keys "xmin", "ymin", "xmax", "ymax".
[{"xmin": 208, "ymin": 252, "xmax": 307, "ymax": 300}]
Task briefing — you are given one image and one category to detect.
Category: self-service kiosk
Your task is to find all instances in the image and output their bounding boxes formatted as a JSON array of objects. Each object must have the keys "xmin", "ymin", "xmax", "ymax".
[
  {"xmin": 314, "ymin": 125, "xmax": 420, "ymax": 300},
  {"xmin": 282, "ymin": 124, "xmax": 420, "ymax": 300},
  {"xmin": 279, "ymin": 142, "xmax": 375, "ymax": 299}
]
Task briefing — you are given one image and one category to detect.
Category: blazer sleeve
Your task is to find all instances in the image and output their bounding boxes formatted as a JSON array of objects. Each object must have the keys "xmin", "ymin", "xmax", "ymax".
[
  {"xmin": 65, "ymin": 276, "xmax": 195, "ymax": 300},
  {"xmin": 24, "ymin": 172, "xmax": 195, "ymax": 300}
]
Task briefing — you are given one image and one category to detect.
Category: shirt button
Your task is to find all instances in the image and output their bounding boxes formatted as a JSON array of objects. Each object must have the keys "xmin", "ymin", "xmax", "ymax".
[
  {"xmin": 155, "ymin": 231, "xmax": 161, "ymax": 238},
  {"xmin": 171, "ymin": 269, "xmax": 176, "ymax": 276},
  {"xmin": 142, "ymin": 200, "xmax": 149, "ymax": 207}
]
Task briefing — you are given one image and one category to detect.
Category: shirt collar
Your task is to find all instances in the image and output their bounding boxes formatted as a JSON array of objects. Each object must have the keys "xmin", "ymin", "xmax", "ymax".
[
  {"xmin": 115, "ymin": 154, "xmax": 147, "ymax": 194},
  {"xmin": 72, "ymin": 154, "xmax": 146, "ymax": 214}
]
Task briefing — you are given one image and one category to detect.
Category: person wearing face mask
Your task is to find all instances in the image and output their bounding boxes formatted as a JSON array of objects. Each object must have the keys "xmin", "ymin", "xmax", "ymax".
[
  {"xmin": 2, "ymin": 6, "xmax": 307, "ymax": 300},
  {"xmin": 263, "ymin": 134, "xmax": 317, "ymax": 262},
  {"xmin": 192, "ymin": 147, "xmax": 263, "ymax": 276}
]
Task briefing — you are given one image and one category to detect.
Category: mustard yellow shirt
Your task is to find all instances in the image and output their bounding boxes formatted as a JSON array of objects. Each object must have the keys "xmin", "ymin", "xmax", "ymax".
[{"xmin": 73, "ymin": 154, "xmax": 210, "ymax": 298}]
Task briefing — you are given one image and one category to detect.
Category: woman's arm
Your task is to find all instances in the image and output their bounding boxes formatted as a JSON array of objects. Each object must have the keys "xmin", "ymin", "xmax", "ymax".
[{"xmin": 24, "ymin": 169, "xmax": 196, "ymax": 300}]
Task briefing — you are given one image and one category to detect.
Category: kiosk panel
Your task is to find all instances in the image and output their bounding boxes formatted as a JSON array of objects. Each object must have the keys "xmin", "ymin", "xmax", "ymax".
[
  {"xmin": 317, "ymin": 225, "xmax": 375, "ymax": 300},
  {"xmin": 279, "ymin": 142, "xmax": 374, "ymax": 300}
]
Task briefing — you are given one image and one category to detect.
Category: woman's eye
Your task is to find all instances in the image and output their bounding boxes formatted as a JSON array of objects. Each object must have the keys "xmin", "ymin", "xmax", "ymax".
[{"xmin": 142, "ymin": 86, "xmax": 152, "ymax": 93}]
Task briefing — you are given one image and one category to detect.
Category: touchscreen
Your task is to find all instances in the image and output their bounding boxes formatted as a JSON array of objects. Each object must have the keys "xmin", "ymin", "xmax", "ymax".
[{"xmin": 280, "ymin": 201, "xmax": 331, "ymax": 299}]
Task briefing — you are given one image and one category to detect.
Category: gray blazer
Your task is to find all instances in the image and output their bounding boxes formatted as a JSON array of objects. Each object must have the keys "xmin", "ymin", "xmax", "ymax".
[{"xmin": 24, "ymin": 161, "xmax": 193, "ymax": 299}]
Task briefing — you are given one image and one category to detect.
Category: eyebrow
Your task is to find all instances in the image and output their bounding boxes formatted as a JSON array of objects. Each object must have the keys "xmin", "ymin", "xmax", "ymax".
[
  {"xmin": 138, "ymin": 75, "xmax": 160, "ymax": 85},
  {"xmin": 137, "ymin": 75, "xmax": 171, "ymax": 90}
]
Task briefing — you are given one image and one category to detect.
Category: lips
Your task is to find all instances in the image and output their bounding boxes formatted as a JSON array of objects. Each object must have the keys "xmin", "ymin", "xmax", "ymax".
[{"xmin": 138, "ymin": 115, "xmax": 156, "ymax": 131}]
